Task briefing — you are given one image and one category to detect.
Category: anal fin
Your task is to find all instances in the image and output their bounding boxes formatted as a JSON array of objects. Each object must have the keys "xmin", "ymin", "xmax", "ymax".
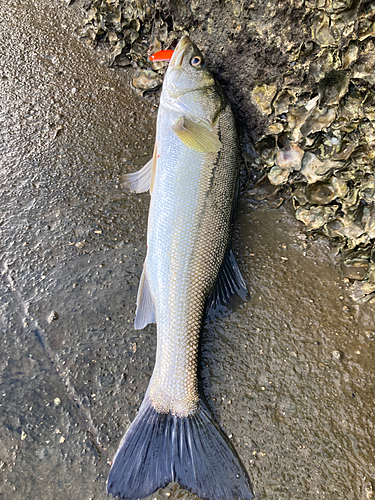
[{"xmin": 206, "ymin": 247, "xmax": 249, "ymax": 318}]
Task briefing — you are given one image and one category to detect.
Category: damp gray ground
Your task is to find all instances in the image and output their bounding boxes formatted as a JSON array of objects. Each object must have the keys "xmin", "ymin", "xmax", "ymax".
[{"xmin": 0, "ymin": 1, "xmax": 374, "ymax": 499}]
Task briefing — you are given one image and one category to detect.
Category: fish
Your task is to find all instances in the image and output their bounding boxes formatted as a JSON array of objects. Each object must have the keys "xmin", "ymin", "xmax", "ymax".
[{"xmin": 107, "ymin": 36, "xmax": 254, "ymax": 500}]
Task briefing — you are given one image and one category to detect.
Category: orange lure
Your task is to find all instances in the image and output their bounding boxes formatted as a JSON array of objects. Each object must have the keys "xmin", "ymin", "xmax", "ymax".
[{"xmin": 149, "ymin": 49, "xmax": 174, "ymax": 61}]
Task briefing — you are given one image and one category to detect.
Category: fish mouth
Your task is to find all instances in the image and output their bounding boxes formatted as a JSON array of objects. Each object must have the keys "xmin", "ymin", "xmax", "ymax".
[{"xmin": 169, "ymin": 36, "xmax": 192, "ymax": 69}]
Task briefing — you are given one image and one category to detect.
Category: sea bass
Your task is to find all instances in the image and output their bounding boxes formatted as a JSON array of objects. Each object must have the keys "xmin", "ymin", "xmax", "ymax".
[{"xmin": 107, "ymin": 36, "xmax": 253, "ymax": 500}]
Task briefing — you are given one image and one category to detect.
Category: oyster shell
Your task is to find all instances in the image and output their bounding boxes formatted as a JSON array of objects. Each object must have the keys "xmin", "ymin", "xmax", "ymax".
[
  {"xmin": 350, "ymin": 264, "xmax": 375, "ymax": 302},
  {"xmin": 299, "ymin": 152, "xmax": 338, "ymax": 184},
  {"xmin": 287, "ymin": 105, "xmax": 311, "ymax": 141},
  {"xmin": 309, "ymin": 50, "xmax": 341, "ymax": 82},
  {"xmin": 341, "ymin": 258, "xmax": 370, "ymax": 280},
  {"xmin": 305, "ymin": 175, "xmax": 347, "ymax": 205},
  {"xmin": 132, "ymin": 70, "xmax": 162, "ymax": 91},
  {"xmin": 252, "ymin": 83, "xmax": 278, "ymax": 115},
  {"xmin": 325, "ymin": 207, "xmax": 366, "ymax": 246},
  {"xmin": 292, "ymin": 184, "xmax": 309, "ymax": 207},
  {"xmin": 268, "ymin": 166, "xmax": 290, "ymax": 186},
  {"xmin": 341, "ymin": 248, "xmax": 370, "ymax": 280},
  {"xmin": 318, "ymin": 70, "xmax": 350, "ymax": 107},
  {"xmin": 340, "ymin": 187, "xmax": 359, "ymax": 213},
  {"xmin": 300, "ymin": 107, "xmax": 336, "ymax": 136},
  {"xmin": 276, "ymin": 144, "xmax": 304, "ymax": 171},
  {"xmin": 273, "ymin": 90, "xmax": 296, "ymax": 115},
  {"xmin": 352, "ymin": 43, "xmax": 375, "ymax": 85},
  {"xmin": 363, "ymin": 94, "xmax": 375, "ymax": 122},
  {"xmin": 296, "ymin": 205, "xmax": 337, "ymax": 230},
  {"xmin": 364, "ymin": 204, "xmax": 375, "ymax": 238},
  {"xmin": 311, "ymin": 12, "xmax": 336, "ymax": 46},
  {"xmin": 255, "ymin": 135, "xmax": 278, "ymax": 166},
  {"xmin": 342, "ymin": 43, "xmax": 359, "ymax": 68},
  {"xmin": 268, "ymin": 122, "xmax": 284, "ymax": 135}
]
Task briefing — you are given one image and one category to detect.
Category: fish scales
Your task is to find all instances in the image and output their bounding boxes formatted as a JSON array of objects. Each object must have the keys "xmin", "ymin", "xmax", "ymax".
[{"xmin": 107, "ymin": 36, "xmax": 254, "ymax": 500}]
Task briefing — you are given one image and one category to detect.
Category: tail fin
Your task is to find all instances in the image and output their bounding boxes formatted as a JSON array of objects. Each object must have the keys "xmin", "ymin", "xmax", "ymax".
[{"xmin": 107, "ymin": 397, "xmax": 254, "ymax": 500}]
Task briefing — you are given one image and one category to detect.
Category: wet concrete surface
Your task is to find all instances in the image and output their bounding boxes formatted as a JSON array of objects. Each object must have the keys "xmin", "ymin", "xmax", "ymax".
[{"xmin": 0, "ymin": 1, "xmax": 374, "ymax": 499}]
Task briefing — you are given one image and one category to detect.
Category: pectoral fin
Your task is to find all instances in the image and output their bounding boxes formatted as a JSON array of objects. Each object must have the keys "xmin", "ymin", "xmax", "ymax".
[
  {"xmin": 149, "ymin": 144, "xmax": 157, "ymax": 195},
  {"xmin": 120, "ymin": 145, "xmax": 157, "ymax": 194},
  {"xmin": 134, "ymin": 266, "xmax": 156, "ymax": 330},
  {"xmin": 172, "ymin": 117, "xmax": 221, "ymax": 153}
]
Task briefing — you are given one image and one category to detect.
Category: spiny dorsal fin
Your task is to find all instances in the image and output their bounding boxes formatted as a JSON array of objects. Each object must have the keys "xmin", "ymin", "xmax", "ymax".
[{"xmin": 171, "ymin": 117, "xmax": 221, "ymax": 153}]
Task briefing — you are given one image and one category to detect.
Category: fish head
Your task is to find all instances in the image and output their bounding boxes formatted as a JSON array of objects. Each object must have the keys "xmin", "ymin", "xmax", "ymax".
[
  {"xmin": 161, "ymin": 37, "xmax": 224, "ymax": 123},
  {"xmin": 166, "ymin": 36, "xmax": 215, "ymax": 92}
]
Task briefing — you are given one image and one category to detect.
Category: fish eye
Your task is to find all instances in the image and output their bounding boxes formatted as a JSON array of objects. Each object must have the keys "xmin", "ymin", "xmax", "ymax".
[{"xmin": 190, "ymin": 56, "xmax": 203, "ymax": 67}]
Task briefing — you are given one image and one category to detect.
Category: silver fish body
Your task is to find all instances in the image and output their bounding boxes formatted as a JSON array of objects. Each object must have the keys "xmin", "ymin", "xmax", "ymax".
[
  {"xmin": 108, "ymin": 36, "xmax": 253, "ymax": 500},
  {"xmin": 146, "ymin": 79, "xmax": 240, "ymax": 417}
]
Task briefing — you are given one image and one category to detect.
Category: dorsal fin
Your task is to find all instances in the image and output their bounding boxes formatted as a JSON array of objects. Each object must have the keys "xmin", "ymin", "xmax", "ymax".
[{"xmin": 206, "ymin": 247, "xmax": 249, "ymax": 319}]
